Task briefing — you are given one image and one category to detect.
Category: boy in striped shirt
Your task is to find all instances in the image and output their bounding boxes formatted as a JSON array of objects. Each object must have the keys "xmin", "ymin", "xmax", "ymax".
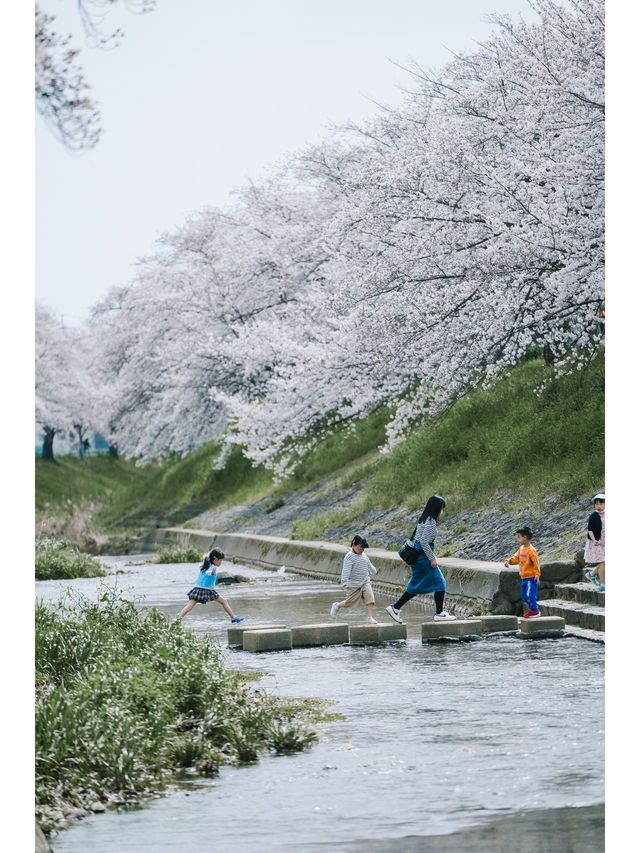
[{"xmin": 330, "ymin": 535, "xmax": 378, "ymax": 624}]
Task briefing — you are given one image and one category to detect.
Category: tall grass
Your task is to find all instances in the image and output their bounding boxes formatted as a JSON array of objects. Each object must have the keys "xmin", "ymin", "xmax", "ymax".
[
  {"xmin": 367, "ymin": 353, "xmax": 604, "ymax": 515},
  {"xmin": 35, "ymin": 591, "xmax": 317, "ymax": 829},
  {"xmin": 152, "ymin": 545, "xmax": 203, "ymax": 564},
  {"xmin": 35, "ymin": 537, "xmax": 105, "ymax": 580}
]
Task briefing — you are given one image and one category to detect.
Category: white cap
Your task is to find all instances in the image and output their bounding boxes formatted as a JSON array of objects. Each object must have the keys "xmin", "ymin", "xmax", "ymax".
[{"xmin": 592, "ymin": 493, "xmax": 605, "ymax": 501}]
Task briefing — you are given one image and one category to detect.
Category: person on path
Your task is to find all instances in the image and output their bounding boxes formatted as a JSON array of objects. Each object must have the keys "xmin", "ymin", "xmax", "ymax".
[
  {"xmin": 505, "ymin": 526, "xmax": 541, "ymax": 618},
  {"xmin": 178, "ymin": 548, "xmax": 245, "ymax": 623},
  {"xmin": 386, "ymin": 495, "xmax": 455, "ymax": 624},
  {"xmin": 584, "ymin": 493, "xmax": 605, "ymax": 592},
  {"xmin": 330, "ymin": 535, "xmax": 378, "ymax": 624}
]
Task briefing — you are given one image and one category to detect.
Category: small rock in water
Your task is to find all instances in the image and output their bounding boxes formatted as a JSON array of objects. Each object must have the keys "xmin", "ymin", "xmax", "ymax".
[
  {"xmin": 277, "ymin": 566, "xmax": 287, "ymax": 574},
  {"xmin": 90, "ymin": 802, "xmax": 106, "ymax": 813}
]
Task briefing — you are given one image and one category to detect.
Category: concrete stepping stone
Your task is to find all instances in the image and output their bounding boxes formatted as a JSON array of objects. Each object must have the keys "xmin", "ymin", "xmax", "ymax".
[
  {"xmin": 518, "ymin": 615, "xmax": 565, "ymax": 638},
  {"xmin": 349, "ymin": 623, "xmax": 407, "ymax": 644},
  {"xmin": 291, "ymin": 622, "xmax": 349, "ymax": 647},
  {"xmin": 480, "ymin": 615, "xmax": 519, "ymax": 634},
  {"xmin": 243, "ymin": 628, "xmax": 292, "ymax": 652},
  {"xmin": 421, "ymin": 619, "xmax": 483, "ymax": 642},
  {"xmin": 228, "ymin": 623, "xmax": 287, "ymax": 648}
]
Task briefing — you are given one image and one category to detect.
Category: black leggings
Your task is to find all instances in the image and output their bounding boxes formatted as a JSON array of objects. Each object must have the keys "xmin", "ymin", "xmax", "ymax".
[{"xmin": 393, "ymin": 589, "xmax": 445, "ymax": 614}]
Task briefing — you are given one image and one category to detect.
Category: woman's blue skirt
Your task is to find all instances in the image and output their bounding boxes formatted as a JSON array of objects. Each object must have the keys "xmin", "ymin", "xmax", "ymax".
[{"xmin": 406, "ymin": 544, "xmax": 446, "ymax": 594}]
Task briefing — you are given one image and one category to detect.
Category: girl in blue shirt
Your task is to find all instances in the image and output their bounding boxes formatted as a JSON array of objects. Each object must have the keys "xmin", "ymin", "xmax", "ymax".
[{"xmin": 178, "ymin": 548, "xmax": 245, "ymax": 623}]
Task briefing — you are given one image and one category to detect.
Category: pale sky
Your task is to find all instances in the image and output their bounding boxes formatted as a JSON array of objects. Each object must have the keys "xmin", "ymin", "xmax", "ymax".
[{"xmin": 37, "ymin": 0, "xmax": 536, "ymax": 324}]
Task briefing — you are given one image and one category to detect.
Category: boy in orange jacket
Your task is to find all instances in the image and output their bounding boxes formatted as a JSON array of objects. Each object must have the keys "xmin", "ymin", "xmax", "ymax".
[{"xmin": 505, "ymin": 526, "xmax": 541, "ymax": 618}]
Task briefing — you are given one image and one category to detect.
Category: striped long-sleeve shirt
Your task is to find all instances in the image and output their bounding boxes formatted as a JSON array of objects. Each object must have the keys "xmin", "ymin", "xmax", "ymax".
[
  {"xmin": 340, "ymin": 550, "xmax": 378, "ymax": 588},
  {"xmin": 414, "ymin": 518, "xmax": 438, "ymax": 563}
]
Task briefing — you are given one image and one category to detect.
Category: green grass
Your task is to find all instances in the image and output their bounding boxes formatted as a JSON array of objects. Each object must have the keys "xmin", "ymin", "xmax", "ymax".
[
  {"xmin": 292, "ymin": 352, "xmax": 604, "ymax": 539},
  {"xmin": 36, "ymin": 407, "xmax": 389, "ymax": 536},
  {"xmin": 35, "ymin": 537, "xmax": 105, "ymax": 580},
  {"xmin": 35, "ymin": 591, "xmax": 317, "ymax": 830},
  {"xmin": 36, "ymin": 442, "xmax": 275, "ymax": 532},
  {"xmin": 35, "ymin": 456, "xmax": 143, "ymax": 514},
  {"xmin": 367, "ymin": 352, "xmax": 604, "ymax": 515},
  {"xmin": 152, "ymin": 545, "xmax": 203, "ymax": 564}
]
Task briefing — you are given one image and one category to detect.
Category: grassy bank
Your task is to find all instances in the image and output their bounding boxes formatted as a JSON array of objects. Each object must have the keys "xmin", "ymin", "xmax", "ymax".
[
  {"xmin": 36, "ymin": 354, "xmax": 603, "ymax": 550},
  {"xmin": 35, "ymin": 406, "xmax": 389, "ymax": 545},
  {"xmin": 35, "ymin": 537, "xmax": 105, "ymax": 580},
  {"xmin": 291, "ymin": 353, "xmax": 604, "ymax": 540},
  {"xmin": 35, "ymin": 591, "xmax": 318, "ymax": 832}
]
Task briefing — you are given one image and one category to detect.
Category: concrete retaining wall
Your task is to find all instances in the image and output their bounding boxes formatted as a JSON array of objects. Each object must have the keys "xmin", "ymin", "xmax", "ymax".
[{"xmin": 154, "ymin": 527, "xmax": 580, "ymax": 616}]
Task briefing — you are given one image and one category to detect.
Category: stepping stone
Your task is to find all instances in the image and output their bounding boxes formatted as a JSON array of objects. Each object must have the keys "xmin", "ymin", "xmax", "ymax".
[
  {"xmin": 349, "ymin": 623, "xmax": 407, "ymax": 644},
  {"xmin": 243, "ymin": 628, "xmax": 292, "ymax": 652},
  {"xmin": 228, "ymin": 623, "xmax": 287, "ymax": 648},
  {"xmin": 421, "ymin": 619, "xmax": 483, "ymax": 642},
  {"xmin": 518, "ymin": 616, "xmax": 565, "ymax": 638},
  {"xmin": 481, "ymin": 615, "xmax": 519, "ymax": 633},
  {"xmin": 291, "ymin": 623, "xmax": 349, "ymax": 647}
]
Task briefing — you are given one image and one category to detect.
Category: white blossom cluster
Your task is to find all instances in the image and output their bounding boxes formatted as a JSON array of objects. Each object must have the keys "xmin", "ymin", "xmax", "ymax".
[{"xmin": 37, "ymin": 0, "xmax": 604, "ymax": 471}]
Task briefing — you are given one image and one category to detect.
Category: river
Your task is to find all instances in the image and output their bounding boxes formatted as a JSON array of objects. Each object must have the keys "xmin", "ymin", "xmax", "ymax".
[{"xmin": 36, "ymin": 556, "xmax": 604, "ymax": 852}]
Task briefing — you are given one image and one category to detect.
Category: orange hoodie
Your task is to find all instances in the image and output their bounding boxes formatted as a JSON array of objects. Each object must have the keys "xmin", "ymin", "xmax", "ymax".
[{"xmin": 507, "ymin": 543, "xmax": 540, "ymax": 579}]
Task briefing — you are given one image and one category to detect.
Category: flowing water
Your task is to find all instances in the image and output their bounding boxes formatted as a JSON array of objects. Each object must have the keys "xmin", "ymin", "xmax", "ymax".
[{"xmin": 37, "ymin": 557, "xmax": 605, "ymax": 852}]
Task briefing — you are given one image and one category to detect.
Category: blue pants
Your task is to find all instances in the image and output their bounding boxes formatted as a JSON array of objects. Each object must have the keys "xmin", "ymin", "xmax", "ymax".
[{"xmin": 520, "ymin": 577, "xmax": 539, "ymax": 612}]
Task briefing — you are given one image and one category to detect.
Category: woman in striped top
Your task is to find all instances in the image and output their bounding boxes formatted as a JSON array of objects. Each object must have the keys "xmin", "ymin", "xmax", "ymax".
[{"xmin": 386, "ymin": 495, "xmax": 456, "ymax": 623}]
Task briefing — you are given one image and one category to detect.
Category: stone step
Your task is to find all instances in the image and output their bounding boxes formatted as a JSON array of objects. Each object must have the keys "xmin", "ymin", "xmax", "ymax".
[
  {"xmin": 480, "ymin": 615, "xmax": 519, "ymax": 634},
  {"xmin": 243, "ymin": 628, "xmax": 292, "ymax": 652},
  {"xmin": 553, "ymin": 582, "xmax": 605, "ymax": 607},
  {"xmin": 291, "ymin": 622, "xmax": 349, "ymax": 647},
  {"xmin": 228, "ymin": 623, "xmax": 287, "ymax": 648},
  {"xmin": 518, "ymin": 615, "xmax": 565, "ymax": 638},
  {"xmin": 422, "ymin": 619, "xmax": 483, "ymax": 642},
  {"xmin": 539, "ymin": 599, "xmax": 605, "ymax": 631},
  {"xmin": 564, "ymin": 625, "xmax": 605, "ymax": 644},
  {"xmin": 349, "ymin": 623, "xmax": 407, "ymax": 644}
]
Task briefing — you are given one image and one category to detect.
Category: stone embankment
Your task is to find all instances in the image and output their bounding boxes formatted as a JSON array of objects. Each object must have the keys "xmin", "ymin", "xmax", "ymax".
[{"xmin": 154, "ymin": 527, "xmax": 603, "ymax": 639}]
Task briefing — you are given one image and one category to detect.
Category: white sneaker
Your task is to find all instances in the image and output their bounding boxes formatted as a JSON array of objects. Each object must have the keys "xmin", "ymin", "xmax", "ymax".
[
  {"xmin": 366, "ymin": 616, "xmax": 378, "ymax": 624},
  {"xmin": 330, "ymin": 602, "xmax": 340, "ymax": 618},
  {"xmin": 386, "ymin": 605, "xmax": 403, "ymax": 624},
  {"xmin": 434, "ymin": 610, "xmax": 456, "ymax": 621}
]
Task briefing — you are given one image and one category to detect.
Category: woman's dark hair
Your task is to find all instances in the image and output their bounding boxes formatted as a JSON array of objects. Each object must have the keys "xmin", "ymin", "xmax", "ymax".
[
  {"xmin": 203, "ymin": 547, "xmax": 224, "ymax": 569},
  {"xmin": 418, "ymin": 495, "xmax": 446, "ymax": 524},
  {"xmin": 351, "ymin": 535, "xmax": 369, "ymax": 549}
]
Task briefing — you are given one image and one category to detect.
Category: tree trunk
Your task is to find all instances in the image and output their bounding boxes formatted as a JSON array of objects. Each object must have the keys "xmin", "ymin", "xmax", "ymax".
[
  {"xmin": 108, "ymin": 443, "xmax": 119, "ymax": 459},
  {"xmin": 543, "ymin": 343, "xmax": 555, "ymax": 365},
  {"xmin": 42, "ymin": 427, "xmax": 56, "ymax": 461}
]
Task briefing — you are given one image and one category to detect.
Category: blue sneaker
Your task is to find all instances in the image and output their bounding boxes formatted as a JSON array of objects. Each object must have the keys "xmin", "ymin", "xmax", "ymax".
[
  {"xmin": 230, "ymin": 616, "xmax": 245, "ymax": 624},
  {"xmin": 585, "ymin": 570, "xmax": 598, "ymax": 585},
  {"xmin": 597, "ymin": 583, "xmax": 605, "ymax": 593}
]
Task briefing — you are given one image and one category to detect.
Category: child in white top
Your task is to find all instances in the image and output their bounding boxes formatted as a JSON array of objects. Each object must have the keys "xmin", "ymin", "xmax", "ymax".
[{"xmin": 329, "ymin": 535, "xmax": 378, "ymax": 624}]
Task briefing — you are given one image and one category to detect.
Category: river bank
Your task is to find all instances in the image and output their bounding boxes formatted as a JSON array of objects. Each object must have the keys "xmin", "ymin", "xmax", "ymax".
[{"xmin": 37, "ymin": 555, "xmax": 604, "ymax": 852}]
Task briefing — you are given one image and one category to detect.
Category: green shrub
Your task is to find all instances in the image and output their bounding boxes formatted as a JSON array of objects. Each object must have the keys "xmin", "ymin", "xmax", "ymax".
[
  {"xmin": 35, "ymin": 591, "xmax": 318, "ymax": 827},
  {"xmin": 35, "ymin": 537, "xmax": 105, "ymax": 581},
  {"xmin": 152, "ymin": 545, "xmax": 203, "ymax": 564}
]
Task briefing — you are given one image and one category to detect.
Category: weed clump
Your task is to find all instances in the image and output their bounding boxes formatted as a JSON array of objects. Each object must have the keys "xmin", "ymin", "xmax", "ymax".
[
  {"xmin": 152, "ymin": 545, "xmax": 203, "ymax": 564},
  {"xmin": 35, "ymin": 537, "xmax": 105, "ymax": 580},
  {"xmin": 35, "ymin": 591, "xmax": 317, "ymax": 831}
]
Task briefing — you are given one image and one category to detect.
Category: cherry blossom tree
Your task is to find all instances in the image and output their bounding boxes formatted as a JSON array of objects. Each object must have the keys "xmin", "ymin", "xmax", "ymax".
[
  {"xmin": 36, "ymin": 304, "xmax": 100, "ymax": 459},
  {"xmin": 41, "ymin": 0, "xmax": 604, "ymax": 474},
  {"xmin": 36, "ymin": 1, "xmax": 156, "ymax": 150},
  {"xmin": 224, "ymin": 0, "xmax": 604, "ymax": 466}
]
